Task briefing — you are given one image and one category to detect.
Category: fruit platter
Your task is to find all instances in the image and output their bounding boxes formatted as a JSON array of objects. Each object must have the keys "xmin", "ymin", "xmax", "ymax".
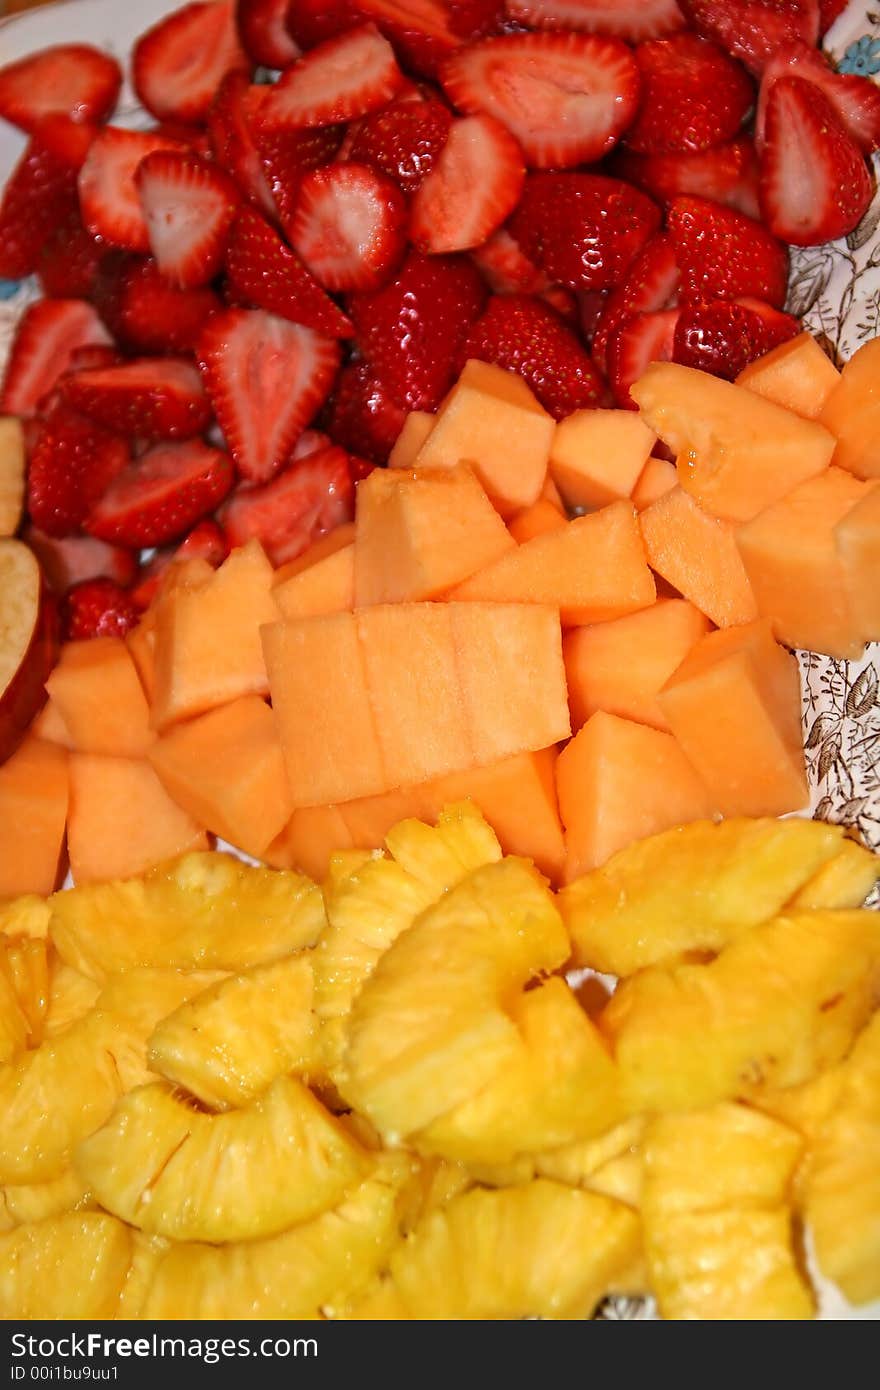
[{"xmin": 0, "ymin": 0, "xmax": 878, "ymax": 1322}]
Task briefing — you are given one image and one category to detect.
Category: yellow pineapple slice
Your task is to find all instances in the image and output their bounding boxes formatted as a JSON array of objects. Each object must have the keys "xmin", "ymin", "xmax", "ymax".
[
  {"xmin": 116, "ymin": 1232, "xmax": 171, "ymax": 1318},
  {"xmin": 584, "ymin": 1150, "xmax": 643, "ymax": 1209},
  {"xmin": 644, "ymin": 1104, "xmax": 803, "ymax": 1215},
  {"xmin": 95, "ymin": 967, "xmax": 228, "ymax": 1089},
  {"xmin": 787, "ymin": 838, "xmax": 880, "ymax": 909},
  {"xmin": 602, "ymin": 910, "xmax": 880, "ymax": 1113},
  {"xmin": 75, "ymin": 1075, "xmax": 369, "ymax": 1242},
  {"xmin": 3, "ymin": 937, "xmax": 48, "ymax": 1045},
  {"xmin": 0, "ymin": 1167, "xmax": 93, "ymax": 1231},
  {"xmin": 418, "ymin": 977, "xmax": 622, "ymax": 1164},
  {"xmin": 0, "ymin": 1212, "xmax": 132, "ymax": 1319},
  {"xmin": 466, "ymin": 1156, "xmax": 536, "ymax": 1187},
  {"xmin": 383, "ymin": 802, "xmax": 502, "ymax": 896},
  {"xmin": 148, "ymin": 954, "xmax": 317, "ymax": 1108},
  {"xmin": 50, "ymin": 851, "xmax": 324, "ymax": 980},
  {"xmin": 341, "ymin": 858, "xmax": 570, "ymax": 1139},
  {"xmin": 43, "ymin": 962, "xmax": 100, "ymax": 1037},
  {"xmin": 0, "ymin": 895, "xmax": 50, "ymax": 940},
  {"xmin": 561, "ymin": 818, "xmax": 847, "ymax": 975},
  {"xmin": 0, "ymin": 958, "xmax": 28, "ymax": 1063},
  {"xmin": 804, "ymin": 1011, "xmax": 880, "ymax": 1304},
  {"xmin": 536, "ymin": 1117, "xmax": 646, "ymax": 1188}
]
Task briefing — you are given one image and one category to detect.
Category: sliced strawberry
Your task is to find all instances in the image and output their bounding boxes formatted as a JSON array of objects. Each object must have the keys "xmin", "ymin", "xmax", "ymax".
[
  {"xmin": 208, "ymin": 74, "xmax": 276, "ymax": 216},
  {"xmin": 673, "ymin": 297, "xmax": 800, "ymax": 379},
  {"xmin": 65, "ymin": 345, "xmax": 121, "ymax": 375},
  {"xmin": 613, "ymin": 136, "xmax": 761, "ymax": 219},
  {"xmin": 198, "ymin": 308, "xmax": 340, "ymax": 481},
  {"xmin": 38, "ymin": 211, "xmax": 106, "ymax": 300},
  {"xmin": 85, "ymin": 440, "xmax": 233, "ymax": 548},
  {"xmin": 61, "ymin": 578, "xmax": 139, "ymax": 641},
  {"xmin": 592, "ymin": 232, "xmax": 680, "ymax": 375},
  {"xmin": 251, "ymin": 120, "xmax": 344, "ymax": 230},
  {"xmin": 260, "ymin": 24, "xmax": 405, "ymax": 129},
  {"xmin": 288, "ymin": 163, "xmax": 407, "ymax": 292},
  {"xmin": 133, "ymin": 0, "xmax": 250, "ymax": 125},
  {"xmin": 0, "ymin": 117, "xmax": 96, "ymax": 279},
  {"xmin": 345, "ymin": 99, "xmax": 452, "ymax": 194},
  {"xmin": 149, "ymin": 121, "xmax": 215, "ymax": 159},
  {"xmin": 577, "ymin": 290, "xmax": 609, "ymax": 345},
  {"xmin": 469, "ymin": 228, "xmax": 552, "ymax": 295},
  {"xmin": 447, "ymin": 0, "xmax": 504, "ymax": 37},
  {"xmin": 756, "ymin": 43, "xmax": 880, "ymax": 153},
  {"xmin": 136, "ymin": 150, "xmax": 241, "ymax": 289},
  {"xmin": 27, "ymin": 405, "xmax": 129, "ymax": 538},
  {"xmin": 509, "ymin": 173, "xmax": 661, "ymax": 293},
  {"xmin": 130, "ymin": 517, "xmax": 229, "ymax": 609},
  {"xmin": 758, "ymin": 77, "xmax": 873, "ymax": 247},
  {"xmin": 78, "ymin": 128, "xmax": 184, "ymax": 253},
  {"xmin": 285, "ymin": 0, "xmax": 362, "ymax": 49},
  {"xmin": 355, "ymin": 0, "xmax": 462, "ymax": 78},
  {"xmin": 440, "ymin": 33, "xmax": 639, "ymax": 170},
  {"xmin": 94, "ymin": 256, "xmax": 221, "ymax": 355},
  {"xmin": 225, "ymin": 206, "xmax": 354, "ymax": 335},
  {"xmin": 0, "ymin": 43, "xmax": 120, "ymax": 134},
  {"xmin": 348, "ymin": 250, "xmax": 486, "ymax": 412},
  {"xmin": 678, "ymin": 0, "xmax": 819, "ymax": 76},
  {"xmin": 607, "ymin": 307, "xmax": 680, "ymax": 408},
  {"xmin": 410, "ymin": 114, "xmax": 524, "ymax": 255},
  {"xmin": 218, "ymin": 443, "xmax": 354, "ymax": 565},
  {"xmin": 667, "ymin": 194, "xmax": 789, "ymax": 307},
  {"xmin": 503, "ymin": 0, "xmax": 686, "ymax": 40},
  {"xmin": 62, "ymin": 359, "xmax": 212, "ymax": 441},
  {"xmin": 460, "ymin": 293, "xmax": 605, "ymax": 419},
  {"xmin": 818, "ymin": 0, "xmax": 847, "ymax": 33},
  {"xmin": 236, "ymin": 0, "xmax": 302, "ymax": 68},
  {"xmin": 25, "ymin": 527, "xmax": 138, "ymax": 592},
  {"xmin": 1, "ymin": 299, "xmax": 112, "ymax": 417},
  {"xmin": 625, "ymin": 33, "xmax": 753, "ymax": 155},
  {"xmin": 325, "ymin": 360, "xmax": 408, "ymax": 462}
]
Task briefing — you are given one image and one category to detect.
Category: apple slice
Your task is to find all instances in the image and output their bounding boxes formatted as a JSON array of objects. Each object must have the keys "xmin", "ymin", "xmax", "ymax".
[
  {"xmin": 0, "ymin": 417, "xmax": 25, "ymax": 536},
  {"xmin": 0, "ymin": 539, "xmax": 58, "ymax": 765}
]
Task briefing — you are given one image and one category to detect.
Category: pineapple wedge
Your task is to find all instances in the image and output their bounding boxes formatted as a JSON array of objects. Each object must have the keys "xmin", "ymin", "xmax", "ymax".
[
  {"xmin": 43, "ymin": 963, "xmax": 100, "ymax": 1037},
  {"xmin": 603, "ymin": 910, "xmax": 880, "ymax": 1112},
  {"xmin": 0, "ymin": 960, "xmax": 29, "ymax": 1063},
  {"xmin": 0, "ymin": 895, "xmax": 50, "ymax": 940},
  {"xmin": 341, "ymin": 858, "xmax": 570, "ymax": 1139},
  {"xmin": 95, "ymin": 967, "xmax": 228, "ymax": 1089},
  {"xmin": 0, "ymin": 1167, "xmax": 93, "ymax": 1232},
  {"xmin": 383, "ymin": 802, "xmax": 502, "ymax": 895},
  {"xmin": 116, "ymin": 1232, "xmax": 171, "ymax": 1319},
  {"xmin": 148, "ymin": 954, "xmax": 317, "ymax": 1108},
  {"xmin": 3, "ymin": 936, "xmax": 49, "ymax": 1046},
  {"xmin": 787, "ymin": 838, "xmax": 880, "ymax": 909},
  {"xmin": 50, "ymin": 852, "xmax": 325, "ymax": 980},
  {"xmin": 536, "ymin": 1117, "xmax": 646, "ymax": 1188},
  {"xmin": 0, "ymin": 1212, "xmax": 132, "ymax": 1319},
  {"xmin": 75, "ymin": 1075, "xmax": 369, "ymax": 1242},
  {"xmin": 561, "ymin": 818, "xmax": 847, "ymax": 975}
]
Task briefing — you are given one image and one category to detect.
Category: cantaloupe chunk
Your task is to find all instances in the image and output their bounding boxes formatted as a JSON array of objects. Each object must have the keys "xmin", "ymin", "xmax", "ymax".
[
  {"xmin": 736, "ymin": 468, "xmax": 874, "ymax": 659},
  {"xmin": 657, "ymin": 619, "xmax": 808, "ymax": 817},
  {"xmin": 151, "ymin": 540, "xmax": 278, "ymax": 731},
  {"xmin": 549, "ymin": 409, "xmax": 655, "ymax": 510},
  {"xmin": 451, "ymin": 502, "xmax": 656, "ymax": 626},
  {"xmin": 411, "ymin": 359, "xmax": 554, "ymax": 516},
  {"xmin": 45, "ymin": 638, "xmax": 153, "ymax": 758},
  {"xmin": 632, "ymin": 362, "xmax": 835, "ymax": 523},
  {"xmin": 0, "ymin": 736, "xmax": 68, "ymax": 896},
  {"xmin": 737, "ymin": 333, "xmax": 840, "ymax": 419},
  {"xmin": 819, "ymin": 338, "xmax": 880, "ymax": 479},
  {"xmin": 272, "ymin": 543, "xmax": 354, "ymax": 620},
  {"xmin": 354, "ymin": 465, "xmax": 514, "ymax": 606},
  {"xmin": 564, "ymin": 599, "xmax": 710, "ymax": 734},
  {"xmin": 835, "ymin": 483, "xmax": 880, "ymax": 643},
  {"xmin": 631, "ymin": 455, "xmax": 677, "ymax": 511},
  {"xmin": 30, "ymin": 699, "xmax": 73, "ymax": 748},
  {"xmin": 264, "ymin": 804, "xmax": 354, "ymax": 880},
  {"xmin": 340, "ymin": 785, "xmax": 428, "ymax": 848},
  {"xmin": 126, "ymin": 616, "xmax": 156, "ymax": 705},
  {"xmin": 541, "ymin": 475, "xmax": 565, "ymax": 511},
  {"xmin": 67, "ymin": 754, "xmax": 207, "ymax": 885},
  {"xmin": 271, "ymin": 524, "xmax": 355, "ymax": 588},
  {"xmin": 148, "ymin": 696, "xmax": 293, "ymax": 857},
  {"xmin": 556, "ymin": 711, "xmax": 715, "ymax": 883},
  {"xmin": 640, "ymin": 487, "xmax": 758, "ymax": 629},
  {"xmin": 508, "ymin": 497, "xmax": 568, "ymax": 543},
  {"xmin": 388, "ymin": 411, "xmax": 435, "ymax": 469}
]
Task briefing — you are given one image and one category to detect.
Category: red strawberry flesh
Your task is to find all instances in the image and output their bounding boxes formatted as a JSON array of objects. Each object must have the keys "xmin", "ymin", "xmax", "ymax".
[
  {"xmin": 86, "ymin": 440, "xmax": 234, "ymax": 547},
  {"xmin": 625, "ymin": 33, "xmax": 754, "ymax": 155},
  {"xmin": 1, "ymin": 299, "xmax": 112, "ymax": 417},
  {"xmin": 218, "ymin": 442, "xmax": 354, "ymax": 565},
  {"xmin": 0, "ymin": 43, "xmax": 121, "ymax": 133},
  {"xmin": 62, "ymin": 358, "xmax": 213, "ymax": 440},
  {"xmin": 667, "ymin": 194, "xmax": 789, "ymax": 306},
  {"xmin": 225, "ymin": 205, "xmax": 355, "ymax": 336},
  {"xmin": 132, "ymin": 0, "xmax": 249, "ymax": 125},
  {"xmin": 410, "ymin": 113, "xmax": 525, "ymax": 255},
  {"xmin": 288, "ymin": 162, "xmax": 407, "ymax": 293},
  {"xmin": 136, "ymin": 149, "xmax": 241, "ymax": 289},
  {"xmin": 260, "ymin": 24, "xmax": 405, "ymax": 129},
  {"xmin": 503, "ymin": 0, "xmax": 687, "ymax": 41}
]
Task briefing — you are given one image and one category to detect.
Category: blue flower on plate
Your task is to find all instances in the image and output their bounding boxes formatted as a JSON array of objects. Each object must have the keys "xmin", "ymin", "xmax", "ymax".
[
  {"xmin": 838, "ymin": 34, "xmax": 880, "ymax": 76},
  {"xmin": 0, "ymin": 278, "xmax": 22, "ymax": 301}
]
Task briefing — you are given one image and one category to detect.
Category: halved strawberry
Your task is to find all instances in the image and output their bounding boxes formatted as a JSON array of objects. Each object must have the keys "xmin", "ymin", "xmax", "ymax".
[
  {"xmin": 197, "ymin": 307, "xmax": 340, "ymax": 481},
  {"xmin": 758, "ymin": 76, "xmax": 873, "ymax": 247},
  {"xmin": 208, "ymin": 74, "xmax": 276, "ymax": 216},
  {"xmin": 65, "ymin": 345, "xmax": 122, "ymax": 375},
  {"xmin": 236, "ymin": 0, "xmax": 302, "ymax": 68},
  {"xmin": 509, "ymin": 172, "xmax": 661, "ymax": 292},
  {"xmin": 818, "ymin": 0, "xmax": 847, "ymax": 33},
  {"xmin": 678, "ymin": 0, "xmax": 819, "ymax": 76},
  {"xmin": 592, "ymin": 232, "xmax": 680, "ymax": 375},
  {"xmin": 673, "ymin": 296, "xmax": 800, "ymax": 378},
  {"xmin": 133, "ymin": 0, "xmax": 250, "ymax": 125},
  {"xmin": 78, "ymin": 127, "xmax": 184, "ymax": 252},
  {"xmin": 251, "ymin": 120, "xmax": 344, "ymax": 230},
  {"xmin": 325, "ymin": 360, "xmax": 408, "ymax": 462},
  {"xmin": 625, "ymin": 33, "xmax": 753, "ymax": 154},
  {"xmin": 577, "ymin": 290, "xmax": 609, "ymax": 345},
  {"xmin": 613, "ymin": 136, "xmax": 761, "ymax": 219},
  {"xmin": 38, "ymin": 211, "xmax": 106, "ymax": 300},
  {"xmin": 25, "ymin": 527, "xmax": 138, "ymax": 592},
  {"xmin": 135, "ymin": 150, "xmax": 241, "ymax": 289},
  {"xmin": 504, "ymin": 0, "xmax": 686, "ymax": 41},
  {"xmin": 225, "ymin": 206, "xmax": 354, "ymax": 335},
  {"xmin": 0, "ymin": 43, "xmax": 120, "ymax": 134},
  {"xmin": 285, "ymin": 0, "xmax": 362, "ymax": 49},
  {"xmin": 149, "ymin": 121, "xmax": 215, "ymax": 159},
  {"xmin": 1, "ymin": 299, "xmax": 112, "ymax": 417},
  {"xmin": 61, "ymin": 578, "xmax": 139, "ymax": 641},
  {"xmin": 288, "ymin": 162, "xmax": 407, "ymax": 292},
  {"xmin": 440, "ymin": 33, "xmax": 640, "ymax": 169},
  {"xmin": 469, "ymin": 228, "xmax": 552, "ymax": 294},
  {"xmin": 260, "ymin": 24, "xmax": 405, "ymax": 129},
  {"xmin": 410, "ymin": 114, "xmax": 524, "ymax": 255},
  {"xmin": 447, "ymin": 0, "xmax": 504, "ymax": 38},
  {"xmin": 130, "ymin": 517, "xmax": 229, "ymax": 609},
  {"xmin": 62, "ymin": 359, "xmax": 213, "ymax": 440},
  {"xmin": 95, "ymin": 257, "xmax": 221, "ymax": 355},
  {"xmin": 218, "ymin": 442, "xmax": 354, "ymax": 564},
  {"xmin": 355, "ymin": 0, "xmax": 462, "ymax": 78},
  {"xmin": 27, "ymin": 405, "xmax": 129, "ymax": 537},
  {"xmin": 756, "ymin": 42, "xmax": 880, "ymax": 153},
  {"xmin": 460, "ymin": 293, "xmax": 605, "ymax": 418},
  {"xmin": 85, "ymin": 440, "xmax": 233, "ymax": 547},
  {"xmin": 0, "ymin": 116, "xmax": 96, "ymax": 279},
  {"xmin": 607, "ymin": 307, "xmax": 680, "ymax": 408},
  {"xmin": 345, "ymin": 99, "xmax": 452, "ymax": 194},
  {"xmin": 667, "ymin": 194, "xmax": 789, "ymax": 306}
]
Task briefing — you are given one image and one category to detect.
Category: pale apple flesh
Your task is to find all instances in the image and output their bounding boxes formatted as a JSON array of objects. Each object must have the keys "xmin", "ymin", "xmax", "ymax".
[
  {"xmin": 0, "ymin": 417, "xmax": 25, "ymax": 538},
  {"xmin": 0, "ymin": 539, "xmax": 58, "ymax": 765}
]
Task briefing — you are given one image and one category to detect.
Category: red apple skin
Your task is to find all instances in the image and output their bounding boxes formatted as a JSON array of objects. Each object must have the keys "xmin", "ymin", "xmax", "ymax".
[{"xmin": 0, "ymin": 585, "xmax": 59, "ymax": 766}]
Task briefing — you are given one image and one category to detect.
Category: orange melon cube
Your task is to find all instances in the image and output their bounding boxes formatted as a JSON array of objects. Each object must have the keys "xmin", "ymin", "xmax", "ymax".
[
  {"xmin": 340, "ymin": 784, "xmax": 428, "ymax": 848},
  {"xmin": 556, "ymin": 711, "xmax": 715, "ymax": 883},
  {"xmin": 507, "ymin": 497, "xmax": 569, "ymax": 543},
  {"xmin": 411, "ymin": 359, "xmax": 554, "ymax": 516},
  {"xmin": 658, "ymin": 619, "xmax": 808, "ymax": 817},
  {"xmin": 45, "ymin": 637, "xmax": 153, "ymax": 757},
  {"xmin": 640, "ymin": 487, "xmax": 758, "ymax": 629},
  {"xmin": 451, "ymin": 502, "xmax": 656, "ymax": 626},
  {"xmin": 354, "ymin": 465, "xmax": 514, "ymax": 605},
  {"xmin": 632, "ymin": 362, "xmax": 835, "ymax": 523},
  {"xmin": 540, "ymin": 474, "xmax": 566, "ymax": 511},
  {"xmin": 549, "ymin": 409, "xmax": 655, "ymax": 510},
  {"xmin": 388, "ymin": 410, "xmax": 435, "ymax": 469},
  {"xmin": 271, "ymin": 524, "xmax": 355, "ymax": 588},
  {"xmin": 736, "ymin": 467, "xmax": 874, "ymax": 659},
  {"xmin": 736, "ymin": 332, "xmax": 840, "ymax": 419},
  {"xmin": 263, "ymin": 804, "xmax": 354, "ymax": 880},
  {"xmin": 148, "ymin": 696, "xmax": 293, "ymax": 857},
  {"xmin": 30, "ymin": 698, "xmax": 73, "ymax": 748},
  {"xmin": 836, "ymin": 483, "xmax": 880, "ymax": 643},
  {"xmin": 819, "ymin": 338, "xmax": 880, "ymax": 479},
  {"xmin": 67, "ymin": 754, "xmax": 208, "ymax": 885},
  {"xmin": 126, "ymin": 614, "xmax": 157, "ymax": 705},
  {"xmin": 272, "ymin": 542, "xmax": 354, "ymax": 620},
  {"xmin": 0, "ymin": 736, "xmax": 68, "ymax": 896},
  {"xmin": 631, "ymin": 455, "xmax": 677, "ymax": 511},
  {"xmin": 151, "ymin": 540, "xmax": 278, "ymax": 730},
  {"xmin": 564, "ymin": 599, "xmax": 710, "ymax": 734}
]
